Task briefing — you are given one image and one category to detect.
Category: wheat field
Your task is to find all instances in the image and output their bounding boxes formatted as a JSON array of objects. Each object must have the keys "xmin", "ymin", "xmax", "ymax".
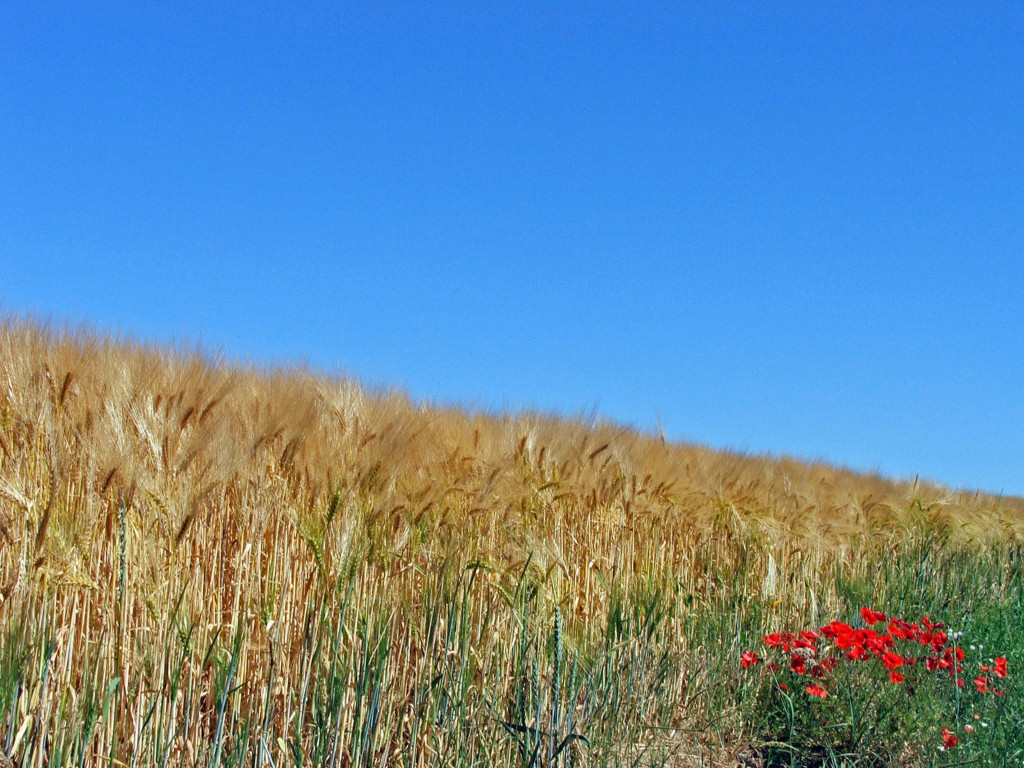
[{"xmin": 0, "ymin": 317, "xmax": 1021, "ymax": 767}]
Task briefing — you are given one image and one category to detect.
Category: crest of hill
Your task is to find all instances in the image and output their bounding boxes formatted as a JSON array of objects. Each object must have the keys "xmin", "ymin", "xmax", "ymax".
[{"xmin": 1, "ymin": 315, "xmax": 1021, "ymax": 569}]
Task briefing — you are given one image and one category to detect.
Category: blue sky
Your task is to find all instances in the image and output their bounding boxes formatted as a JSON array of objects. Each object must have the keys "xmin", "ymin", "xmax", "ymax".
[{"xmin": 2, "ymin": 3, "xmax": 1022, "ymax": 496}]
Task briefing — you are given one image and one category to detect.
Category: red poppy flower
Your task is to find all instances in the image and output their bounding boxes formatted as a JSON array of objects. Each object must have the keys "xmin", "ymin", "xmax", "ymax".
[
  {"xmin": 835, "ymin": 631, "xmax": 856, "ymax": 649},
  {"xmin": 846, "ymin": 645, "xmax": 869, "ymax": 661},
  {"xmin": 820, "ymin": 621, "xmax": 853, "ymax": 638},
  {"xmin": 865, "ymin": 632, "xmax": 892, "ymax": 655},
  {"xmin": 882, "ymin": 652, "xmax": 904, "ymax": 670},
  {"xmin": 974, "ymin": 676, "xmax": 990, "ymax": 694},
  {"xmin": 790, "ymin": 655, "xmax": 807, "ymax": 675},
  {"xmin": 764, "ymin": 632, "xmax": 794, "ymax": 649},
  {"xmin": 741, "ymin": 650, "xmax": 760, "ymax": 668},
  {"xmin": 941, "ymin": 727, "xmax": 958, "ymax": 749},
  {"xmin": 805, "ymin": 684, "xmax": 827, "ymax": 698},
  {"xmin": 860, "ymin": 607, "xmax": 886, "ymax": 625},
  {"xmin": 994, "ymin": 657, "xmax": 1008, "ymax": 678},
  {"xmin": 889, "ymin": 671, "xmax": 904, "ymax": 684},
  {"xmin": 938, "ymin": 647, "xmax": 962, "ymax": 669},
  {"xmin": 897, "ymin": 622, "xmax": 919, "ymax": 640}
]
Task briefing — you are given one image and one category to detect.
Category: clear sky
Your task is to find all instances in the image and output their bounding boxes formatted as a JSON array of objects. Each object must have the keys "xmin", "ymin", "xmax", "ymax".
[{"xmin": 2, "ymin": 3, "xmax": 1022, "ymax": 496}]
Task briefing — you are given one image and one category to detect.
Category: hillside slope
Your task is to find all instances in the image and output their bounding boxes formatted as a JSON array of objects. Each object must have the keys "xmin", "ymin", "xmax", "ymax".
[{"xmin": 0, "ymin": 317, "xmax": 1021, "ymax": 767}]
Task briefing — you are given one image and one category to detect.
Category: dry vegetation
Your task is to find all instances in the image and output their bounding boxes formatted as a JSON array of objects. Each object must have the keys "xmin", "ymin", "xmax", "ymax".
[{"xmin": 0, "ymin": 317, "xmax": 1021, "ymax": 767}]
